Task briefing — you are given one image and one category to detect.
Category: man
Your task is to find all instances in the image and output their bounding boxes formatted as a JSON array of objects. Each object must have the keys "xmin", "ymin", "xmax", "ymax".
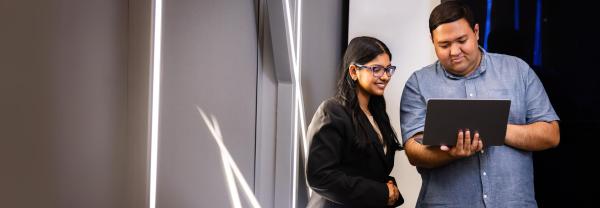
[{"xmin": 400, "ymin": 1, "xmax": 560, "ymax": 207}]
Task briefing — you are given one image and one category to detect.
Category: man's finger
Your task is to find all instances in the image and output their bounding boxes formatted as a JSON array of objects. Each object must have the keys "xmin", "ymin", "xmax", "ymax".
[
  {"xmin": 472, "ymin": 131, "xmax": 480, "ymax": 151},
  {"xmin": 464, "ymin": 129, "xmax": 472, "ymax": 152},
  {"xmin": 456, "ymin": 129, "xmax": 464, "ymax": 151}
]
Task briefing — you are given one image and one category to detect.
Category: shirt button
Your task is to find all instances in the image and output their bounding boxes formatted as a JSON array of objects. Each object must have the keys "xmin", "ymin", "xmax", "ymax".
[
  {"xmin": 469, "ymin": 93, "xmax": 474, "ymax": 97},
  {"xmin": 481, "ymin": 150, "xmax": 485, "ymax": 154},
  {"xmin": 484, "ymin": 194, "xmax": 488, "ymax": 199},
  {"xmin": 483, "ymin": 172, "xmax": 487, "ymax": 176}
]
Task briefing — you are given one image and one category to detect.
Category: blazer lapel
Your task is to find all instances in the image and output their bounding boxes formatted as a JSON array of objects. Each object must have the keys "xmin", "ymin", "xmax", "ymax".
[{"xmin": 358, "ymin": 113, "xmax": 390, "ymax": 168}]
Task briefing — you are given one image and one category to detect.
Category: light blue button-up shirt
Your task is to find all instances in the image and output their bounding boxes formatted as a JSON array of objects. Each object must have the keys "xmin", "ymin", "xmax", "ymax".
[{"xmin": 400, "ymin": 49, "xmax": 559, "ymax": 208}]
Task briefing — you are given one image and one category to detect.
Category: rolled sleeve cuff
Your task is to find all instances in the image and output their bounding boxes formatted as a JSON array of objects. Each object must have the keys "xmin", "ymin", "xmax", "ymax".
[
  {"xmin": 527, "ymin": 114, "xmax": 560, "ymax": 124},
  {"xmin": 402, "ymin": 126, "xmax": 424, "ymax": 144}
]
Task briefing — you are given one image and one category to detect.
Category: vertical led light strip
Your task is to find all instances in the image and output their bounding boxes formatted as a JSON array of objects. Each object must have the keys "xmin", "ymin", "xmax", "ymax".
[
  {"xmin": 293, "ymin": 0, "xmax": 310, "ymax": 199},
  {"xmin": 295, "ymin": 0, "xmax": 308, "ymax": 174},
  {"xmin": 149, "ymin": 0, "xmax": 163, "ymax": 207},
  {"xmin": 483, "ymin": 0, "xmax": 492, "ymax": 50},
  {"xmin": 533, "ymin": 0, "xmax": 542, "ymax": 66},
  {"xmin": 282, "ymin": 0, "xmax": 298, "ymax": 206},
  {"xmin": 283, "ymin": 0, "xmax": 307, "ymax": 207}
]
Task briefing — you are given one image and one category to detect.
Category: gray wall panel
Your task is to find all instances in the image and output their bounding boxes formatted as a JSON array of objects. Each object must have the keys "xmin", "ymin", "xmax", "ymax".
[
  {"xmin": 300, "ymin": 0, "xmax": 344, "ymax": 121},
  {"xmin": 0, "ymin": 0, "xmax": 131, "ymax": 207},
  {"xmin": 128, "ymin": 0, "xmax": 153, "ymax": 207},
  {"xmin": 255, "ymin": 1, "xmax": 278, "ymax": 207},
  {"xmin": 158, "ymin": 0, "xmax": 257, "ymax": 207}
]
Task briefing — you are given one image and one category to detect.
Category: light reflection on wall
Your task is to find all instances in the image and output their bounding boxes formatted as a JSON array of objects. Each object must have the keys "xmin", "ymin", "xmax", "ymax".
[
  {"xmin": 149, "ymin": 0, "xmax": 309, "ymax": 206},
  {"xmin": 197, "ymin": 107, "xmax": 262, "ymax": 208}
]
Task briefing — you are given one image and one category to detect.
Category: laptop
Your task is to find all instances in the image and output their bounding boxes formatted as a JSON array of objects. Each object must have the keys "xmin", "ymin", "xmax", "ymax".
[{"xmin": 422, "ymin": 99, "xmax": 511, "ymax": 147}]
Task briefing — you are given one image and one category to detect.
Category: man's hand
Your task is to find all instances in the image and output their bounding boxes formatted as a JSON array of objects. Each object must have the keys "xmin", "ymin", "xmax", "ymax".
[
  {"xmin": 440, "ymin": 129, "xmax": 483, "ymax": 158},
  {"xmin": 386, "ymin": 180, "xmax": 399, "ymax": 206}
]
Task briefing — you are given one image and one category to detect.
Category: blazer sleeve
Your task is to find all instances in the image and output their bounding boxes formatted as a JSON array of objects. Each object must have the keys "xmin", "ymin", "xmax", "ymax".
[{"xmin": 306, "ymin": 101, "xmax": 389, "ymax": 207}]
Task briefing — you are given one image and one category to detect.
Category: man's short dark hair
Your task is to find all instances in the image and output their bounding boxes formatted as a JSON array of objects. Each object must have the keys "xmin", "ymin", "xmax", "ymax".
[{"xmin": 429, "ymin": 1, "xmax": 476, "ymax": 34}]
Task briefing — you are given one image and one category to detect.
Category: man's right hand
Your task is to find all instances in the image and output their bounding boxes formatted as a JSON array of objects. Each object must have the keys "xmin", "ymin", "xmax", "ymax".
[{"xmin": 440, "ymin": 129, "xmax": 483, "ymax": 158}]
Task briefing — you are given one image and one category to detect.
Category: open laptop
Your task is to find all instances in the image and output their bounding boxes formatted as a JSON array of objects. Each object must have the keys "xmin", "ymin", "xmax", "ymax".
[{"xmin": 422, "ymin": 99, "xmax": 511, "ymax": 147}]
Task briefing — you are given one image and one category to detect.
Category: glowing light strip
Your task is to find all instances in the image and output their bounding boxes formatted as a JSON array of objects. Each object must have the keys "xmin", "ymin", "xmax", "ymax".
[
  {"xmin": 292, "ymin": 93, "xmax": 299, "ymax": 208},
  {"xmin": 284, "ymin": 0, "xmax": 298, "ymax": 69},
  {"xmin": 484, "ymin": 0, "xmax": 492, "ymax": 50},
  {"xmin": 197, "ymin": 107, "xmax": 262, "ymax": 208},
  {"xmin": 149, "ymin": 0, "xmax": 163, "ymax": 207},
  {"xmin": 283, "ymin": 0, "xmax": 310, "ymax": 206},
  {"xmin": 283, "ymin": 1, "xmax": 297, "ymax": 208},
  {"xmin": 533, "ymin": 0, "xmax": 542, "ymax": 66},
  {"xmin": 295, "ymin": 0, "xmax": 308, "ymax": 169},
  {"xmin": 293, "ymin": 0, "xmax": 311, "ymax": 198}
]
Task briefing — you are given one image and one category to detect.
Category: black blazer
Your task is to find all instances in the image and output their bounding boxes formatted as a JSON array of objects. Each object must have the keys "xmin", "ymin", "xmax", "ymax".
[{"xmin": 306, "ymin": 98, "xmax": 404, "ymax": 207}]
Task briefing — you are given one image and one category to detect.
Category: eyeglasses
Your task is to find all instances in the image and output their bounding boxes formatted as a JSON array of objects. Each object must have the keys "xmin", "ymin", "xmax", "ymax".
[{"xmin": 354, "ymin": 64, "xmax": 396, "ymax": 78}]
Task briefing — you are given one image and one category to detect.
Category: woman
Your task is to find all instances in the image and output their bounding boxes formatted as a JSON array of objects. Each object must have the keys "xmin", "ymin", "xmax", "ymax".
[{"xmin": 306, "ymin": 36, "xmax": 403, "ymax": 207}]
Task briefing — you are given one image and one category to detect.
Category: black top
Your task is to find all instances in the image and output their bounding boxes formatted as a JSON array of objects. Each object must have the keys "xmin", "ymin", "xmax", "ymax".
[{"xmin": 306, "ymin": 98, "xmax": 404, "ymax": 207}]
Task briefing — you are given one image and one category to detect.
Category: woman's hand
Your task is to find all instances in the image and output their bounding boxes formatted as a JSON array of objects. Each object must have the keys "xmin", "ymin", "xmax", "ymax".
[{"xmin": 386, "ymin": 180, "xmax": 399, "ymax": 205}]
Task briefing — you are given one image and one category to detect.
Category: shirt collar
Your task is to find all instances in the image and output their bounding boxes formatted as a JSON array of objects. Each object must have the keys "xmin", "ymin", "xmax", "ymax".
[{"xmin": 439, "ymin": 46, "xmax": 488, "ymax": 80}]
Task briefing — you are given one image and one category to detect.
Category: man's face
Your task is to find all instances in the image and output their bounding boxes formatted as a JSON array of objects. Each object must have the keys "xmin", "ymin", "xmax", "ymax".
[{"xmin": 431, "ymin": 18, "xmax": 481, "ymax": 76}]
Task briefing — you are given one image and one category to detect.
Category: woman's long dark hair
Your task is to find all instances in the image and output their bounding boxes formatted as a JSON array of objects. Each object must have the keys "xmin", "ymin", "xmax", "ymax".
[{"xmin": 336, "ymin": 36, "xmax": 401, "ymax": 151}]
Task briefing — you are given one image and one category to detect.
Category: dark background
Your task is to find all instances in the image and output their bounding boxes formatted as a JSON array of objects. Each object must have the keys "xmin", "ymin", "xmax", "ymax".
[{"xmin": 460, "ymin": 0, "xmax": 599, "ymax": 206}]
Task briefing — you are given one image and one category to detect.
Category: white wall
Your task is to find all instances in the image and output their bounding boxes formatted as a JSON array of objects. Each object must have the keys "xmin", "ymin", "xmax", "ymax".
[{"xmin": 349, "ymin": 0, "xmax": 440, "ymax": 207}]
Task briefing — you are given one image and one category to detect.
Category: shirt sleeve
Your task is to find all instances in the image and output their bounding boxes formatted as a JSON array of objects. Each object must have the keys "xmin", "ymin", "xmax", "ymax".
[
  {"xmin": 400, "ymin": 73, "xmax": 426, "ymax": 144},
  {"xmin": 521, "ymin": 60, "xmax": 560, "ymax": 123}
]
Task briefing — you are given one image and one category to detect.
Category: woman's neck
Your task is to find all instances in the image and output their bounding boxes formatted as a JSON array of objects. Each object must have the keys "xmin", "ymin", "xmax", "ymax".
[{"xmin": 356, "ymin": 88, "xmax": 370, "ymax": 115}]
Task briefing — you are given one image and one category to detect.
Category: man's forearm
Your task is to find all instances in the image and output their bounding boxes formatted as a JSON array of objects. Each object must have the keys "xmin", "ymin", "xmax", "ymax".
[
  {"xmin": 404, "ymin": 137, "xmax": 456, "ymax": 168},
  {"xmin": 505, "ymin": 121, "xmax": 560, "ymax": 151}
]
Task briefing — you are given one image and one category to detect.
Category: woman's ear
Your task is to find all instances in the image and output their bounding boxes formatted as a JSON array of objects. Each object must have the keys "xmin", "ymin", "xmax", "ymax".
[{"xmin": 349, "ymin": 65, "xmax": 358, "ymax": 81}]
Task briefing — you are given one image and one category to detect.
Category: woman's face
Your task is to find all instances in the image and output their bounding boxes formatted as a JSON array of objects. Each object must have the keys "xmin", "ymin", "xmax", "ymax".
[{"xmin": 351, "ymin": 53, "xmax": 392, "ymax": 96}]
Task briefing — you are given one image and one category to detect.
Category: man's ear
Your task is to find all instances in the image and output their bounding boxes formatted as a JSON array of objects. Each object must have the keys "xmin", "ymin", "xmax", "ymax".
[{"xmin": 474, "ymin": 23, "xmax": 480, "ymax": 41}]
